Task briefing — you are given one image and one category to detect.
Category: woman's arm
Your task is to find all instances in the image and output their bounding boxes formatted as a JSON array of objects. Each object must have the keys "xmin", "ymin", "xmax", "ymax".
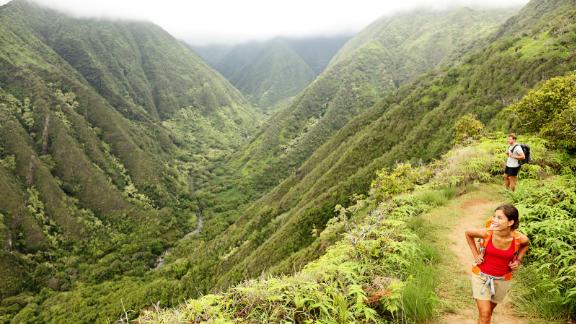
[
  {"xmin": 510, "ymin": 234, "xmax": 530, "ymax": 271},
  {"xmin": 465, "ymin": 228, "xmax": 487, "ymax": 264}
]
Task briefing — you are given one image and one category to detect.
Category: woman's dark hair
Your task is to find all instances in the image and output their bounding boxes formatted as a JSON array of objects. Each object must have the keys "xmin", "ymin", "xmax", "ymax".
[{"xmin": 495, "ymin": 204, "xmax": 519, "ymax": 230}]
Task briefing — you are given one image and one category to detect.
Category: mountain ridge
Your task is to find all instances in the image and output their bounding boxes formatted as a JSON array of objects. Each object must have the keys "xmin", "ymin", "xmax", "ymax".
[
  {"xmin": 0, "ymin": 0, "xmax": 257, "ymax": 314},
  {"xmin": 193, "ymin": 35, "xmax": 351, "ymax": 110}
]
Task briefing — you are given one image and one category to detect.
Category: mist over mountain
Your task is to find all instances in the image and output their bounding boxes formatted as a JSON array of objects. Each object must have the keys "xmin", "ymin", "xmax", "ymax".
[{"xmin": 11, "ymin": 0, "xmax": 530, "ymax": 44}]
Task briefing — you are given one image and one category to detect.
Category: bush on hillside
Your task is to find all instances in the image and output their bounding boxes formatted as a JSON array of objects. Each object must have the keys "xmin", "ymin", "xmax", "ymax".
[
  {"xmin": 370, "ymin": 163, "xmax": 432, "ymax": 203},
  {"xmin": 510, "ymin": 73, "xmax": 576, "ymax": 151},
  {"xmin": 453, "ymin": 113, "xmax": 485, "ymax": 145}
]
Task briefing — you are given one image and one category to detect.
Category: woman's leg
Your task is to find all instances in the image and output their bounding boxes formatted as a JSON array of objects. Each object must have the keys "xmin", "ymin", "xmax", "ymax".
[{"xmin": 476, "ymin": 299, "xmax": 494, "ymax": 324}]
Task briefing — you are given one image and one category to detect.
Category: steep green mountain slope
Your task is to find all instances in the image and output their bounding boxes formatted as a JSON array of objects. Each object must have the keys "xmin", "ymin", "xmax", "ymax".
[
  {"xmin": 286, "ymin": 36, "xmax": 353, "ymax": 75},
  {"xmin": 226, "ymin": 7, "xmax": 517, "ymax": 200},
  {"xmin": 193, "ymin": 36, "xmax": 350, "ymax": 110},
  {"xmin": 143, "ymin": 129, "xmax": 575, "ymax": 322},
  {"xmin": 224, "ymin": 0, "xmax": 575, "ymax": 279},
  {"xmin": 159, "ymin": 0, "xmax": 575, "ymax": 301},
  {"xmin": 0, "ymin": 0, "xmax": 255, "ymax": 313},
  {"xmin": 226, "ymin": 40, "xmax": 315, "ymax": 110}
]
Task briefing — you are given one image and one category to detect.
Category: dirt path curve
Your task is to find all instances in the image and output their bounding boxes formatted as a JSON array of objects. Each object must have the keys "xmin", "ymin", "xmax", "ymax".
[{"xmin": 440, "ymin": 193, "xmax": 527, "ymax": 323}]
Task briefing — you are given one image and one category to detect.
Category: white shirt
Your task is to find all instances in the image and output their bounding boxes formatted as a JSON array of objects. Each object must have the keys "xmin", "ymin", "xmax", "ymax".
[{"xmin": 506, "ymin": 144, "xmax": 523, "ymax": 168}]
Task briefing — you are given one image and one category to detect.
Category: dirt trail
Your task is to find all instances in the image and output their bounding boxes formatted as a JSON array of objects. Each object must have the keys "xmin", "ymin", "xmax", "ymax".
[{"xmin": 440, "ymin": 195, "xmax": 527, "ymax": 323}]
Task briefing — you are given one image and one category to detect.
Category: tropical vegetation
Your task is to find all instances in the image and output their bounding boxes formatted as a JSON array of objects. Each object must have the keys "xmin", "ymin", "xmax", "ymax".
[{"xmin": 0, "ymin": 0, "xmax": 574, "ymax": 321}]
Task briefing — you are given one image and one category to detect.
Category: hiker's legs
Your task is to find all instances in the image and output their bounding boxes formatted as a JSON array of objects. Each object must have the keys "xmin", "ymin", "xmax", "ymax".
[
  {"xmin": 509, "ymin": 176, "xmax": 517, "ymax": 192},
  {"xmin": 491, "ymin": 301, "xmax": 498, "ymax": 311},
  {"xmin": 503, "ymin": 173, "xmax": 510, "ymax": 189},
  {"xmin": 476, "ymin": 299, "xmax": 494, "ymax": 324}
]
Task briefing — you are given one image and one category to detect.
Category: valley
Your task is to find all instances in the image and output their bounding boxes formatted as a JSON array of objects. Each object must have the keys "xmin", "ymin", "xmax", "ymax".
[{"xmin": 193, "ymin": 35, "xmax": 351, "ymax": 112}]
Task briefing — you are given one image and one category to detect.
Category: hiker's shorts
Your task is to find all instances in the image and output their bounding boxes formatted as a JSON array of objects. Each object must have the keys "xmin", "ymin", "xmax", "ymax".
[
  {"xmin": 471, "ymin": 273, "xmax": 511, "ymax": 304},
  {"xmin": 504, "ymin": 166, "xmax": 520, "ymax": 177}
]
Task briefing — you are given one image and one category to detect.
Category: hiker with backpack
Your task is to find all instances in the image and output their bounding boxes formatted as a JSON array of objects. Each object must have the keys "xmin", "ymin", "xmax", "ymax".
[
  {"xmin": 465, "ymin": 204, "xmax": 530, "ymax": 324},
  {"xmin": 503, "ymin": 134, "xmax": 528, "ymax": 192}
]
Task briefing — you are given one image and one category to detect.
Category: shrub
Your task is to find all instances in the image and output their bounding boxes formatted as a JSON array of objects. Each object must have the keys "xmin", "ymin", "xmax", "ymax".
[
  {"xmin": 510, "ymin": 73, "xmax": 576, "ymax": 150},
  {"xmin": 453, "ymin": 113, "xmax": 485, "ymax": 145},
  {"xmin": 370, "ymin": 163, "xmax": 432, "ymax": 203}
]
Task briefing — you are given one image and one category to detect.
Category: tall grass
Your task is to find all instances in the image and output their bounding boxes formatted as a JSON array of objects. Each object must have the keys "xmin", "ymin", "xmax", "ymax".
[
  {"xmin": 401, "ymin": 261, "xmax": 438, "ymax": 322},
  {"xmin": 414, "ymin": 187, "xmax": 457, "ymax": 207}
]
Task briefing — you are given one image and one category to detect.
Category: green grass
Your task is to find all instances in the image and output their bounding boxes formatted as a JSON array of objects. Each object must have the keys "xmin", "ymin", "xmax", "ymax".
[
  {"xmin": 401, "ymin": 261, "xmax": 439, "ymax": 322},
  {"xmin": 401, "ymin": 217, "xmax": 442, "ymax": 322},
  {"xmin": 414, "ymin": 187, "xmax": 457, "ymax": 207},
  {"xmin": 506, "ymin": 32, "xmax": 572, "ymax": 60}
]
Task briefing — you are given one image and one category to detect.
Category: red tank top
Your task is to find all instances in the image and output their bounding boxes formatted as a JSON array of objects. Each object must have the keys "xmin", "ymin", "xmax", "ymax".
[{"xmin": 478, "ymin": 235, "xmax": 516, "ymax": 276}]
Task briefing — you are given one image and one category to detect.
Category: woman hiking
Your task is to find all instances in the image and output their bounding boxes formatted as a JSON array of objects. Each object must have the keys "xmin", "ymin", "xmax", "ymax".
[{"xmin": 465, "ymin": 204, "xmax": 529, "ymax": 324}]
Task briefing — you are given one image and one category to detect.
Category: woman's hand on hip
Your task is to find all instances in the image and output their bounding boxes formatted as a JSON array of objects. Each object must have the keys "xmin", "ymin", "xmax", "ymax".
[
  {"xmin": 474, "ymin": 254, "xmax": 484, "ymax": 265},
  {"xmin": 509, "ymin": 260, "xmax": 521, "ymax": 271}
]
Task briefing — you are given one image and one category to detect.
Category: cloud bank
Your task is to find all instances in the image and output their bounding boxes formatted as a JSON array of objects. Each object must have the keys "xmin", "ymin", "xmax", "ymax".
[{"xmin": 0, "ymin": 0, "xmax": 529, "ymax": 44}]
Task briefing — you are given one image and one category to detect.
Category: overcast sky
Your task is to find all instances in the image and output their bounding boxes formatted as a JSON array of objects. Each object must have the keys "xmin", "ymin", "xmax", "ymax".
[{"xmin": 1, "ymin": 0, "xmax": 529, "ymax": 45}]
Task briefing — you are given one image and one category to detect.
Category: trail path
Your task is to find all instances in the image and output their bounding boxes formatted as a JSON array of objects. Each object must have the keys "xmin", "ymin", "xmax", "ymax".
[{"xmin": 425, "ymin": 185, "xmax": 530, "ymax": 323}]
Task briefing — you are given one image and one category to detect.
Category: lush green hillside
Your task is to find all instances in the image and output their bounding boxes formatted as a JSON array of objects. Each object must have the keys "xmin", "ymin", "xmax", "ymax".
[
  {"xmin": 1, "ymin": 0, "xmax": 575, "ymax": 321},
  {"xmin": 155, "ymin": 0, "xmax": 574, "ymax": 305},
  {"xmin": 225, "ymin": 40, "xmax": 315, "ymax": 110},
  {"xmin": 225, "ymin": 7, "xmax": 517, "ymax": 201},
  {"xmin": 0, "ymin": 0, "xmax": 256, "ymax": 318},
  {"xmin": 141, "ymin": 132, "xmax": 575, "ymax": 322},
  {"xmin": 193, "ymin": 36, "xmax": 350, "ymax": 110},
  {"xmin": 233, "ymin": 0, "xmax": 574, "ymax": 277},
  {"xmin": 142, "ymin": 67, "xmax": 576, "ymax": 321}
]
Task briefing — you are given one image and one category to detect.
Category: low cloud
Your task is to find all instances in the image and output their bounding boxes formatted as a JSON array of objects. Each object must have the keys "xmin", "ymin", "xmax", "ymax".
[{"xmin": 1, "ymin": 0, "xmax": 529, "ymax": 44}]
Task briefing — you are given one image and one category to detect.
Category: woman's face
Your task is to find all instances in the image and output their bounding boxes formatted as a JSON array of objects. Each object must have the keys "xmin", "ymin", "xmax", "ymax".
[{"xmin": 491, "ymin": 210, "xmax": 513, "ymax": 230}]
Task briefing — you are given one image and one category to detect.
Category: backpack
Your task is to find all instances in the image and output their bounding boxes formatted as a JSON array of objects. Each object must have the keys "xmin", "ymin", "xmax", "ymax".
[
  {"xmin": 513, "ymin": 144, "xmax": 530, "ymax": 165},
  {"xmin": 471, "ymin": 218, "xmax": 522, "ymax": 281}
]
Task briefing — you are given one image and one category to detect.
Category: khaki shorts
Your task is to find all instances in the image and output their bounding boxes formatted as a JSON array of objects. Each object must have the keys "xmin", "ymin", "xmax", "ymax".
[{"xmin": 471, "ymin": 273, "xmax": 511, "ymax": 304}]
